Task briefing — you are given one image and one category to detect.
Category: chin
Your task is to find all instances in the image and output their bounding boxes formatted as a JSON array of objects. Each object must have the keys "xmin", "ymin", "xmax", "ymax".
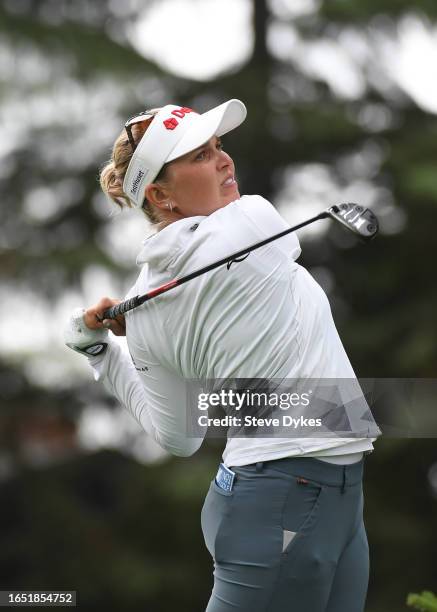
[{"xmin": 223, "ymin": 191, "xmax": 241, "ymax": 207}]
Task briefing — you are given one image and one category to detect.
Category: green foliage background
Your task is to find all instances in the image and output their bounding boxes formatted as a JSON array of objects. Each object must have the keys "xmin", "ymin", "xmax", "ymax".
[{"xmin": 0, "ymin": 1, "xmax": 436, "ymax": 610}]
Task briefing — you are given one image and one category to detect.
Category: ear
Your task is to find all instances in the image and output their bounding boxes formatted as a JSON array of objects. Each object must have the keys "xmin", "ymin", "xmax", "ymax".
[{"xmin": 144, "ymin": 182, "xmax": 171, "ymax": 211}]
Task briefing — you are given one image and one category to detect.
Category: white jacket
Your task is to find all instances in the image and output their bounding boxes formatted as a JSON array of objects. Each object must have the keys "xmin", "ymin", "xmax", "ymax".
[{"xmin": 89, "ymin": 195, "xmax": 379, "ymax": 467}]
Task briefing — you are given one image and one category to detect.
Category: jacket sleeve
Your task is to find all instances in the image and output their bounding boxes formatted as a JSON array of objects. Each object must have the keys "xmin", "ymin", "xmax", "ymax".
[{"xmin": 87, "ymin": 338, "xmax": 206, "ymax": 457}]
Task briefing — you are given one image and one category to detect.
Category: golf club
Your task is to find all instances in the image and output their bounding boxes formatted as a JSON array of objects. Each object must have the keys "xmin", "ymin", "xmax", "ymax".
[{"xmin": 101, "ymin": 202, "xmax": 378, "ymax": 321}]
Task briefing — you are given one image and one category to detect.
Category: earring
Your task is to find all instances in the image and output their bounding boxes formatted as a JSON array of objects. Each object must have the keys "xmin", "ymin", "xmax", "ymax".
[{"xmin": 167, "ymin": 201, "xmax": 174, "ymax": 212}]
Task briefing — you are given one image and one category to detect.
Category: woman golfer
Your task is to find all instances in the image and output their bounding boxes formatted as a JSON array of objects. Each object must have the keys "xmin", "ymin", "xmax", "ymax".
[{"xmin": 65, "ymin": 99, "xmax": 380, "ymax": 611}]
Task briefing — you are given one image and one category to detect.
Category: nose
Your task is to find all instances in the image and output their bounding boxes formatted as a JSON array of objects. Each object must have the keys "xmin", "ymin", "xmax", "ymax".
[{"xmin": 216, "ymin": 148, "xmax": 233, "ymax": 171}]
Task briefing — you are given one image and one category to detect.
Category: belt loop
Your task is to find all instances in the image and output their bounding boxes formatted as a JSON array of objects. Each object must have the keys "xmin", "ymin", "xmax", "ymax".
[
  {"xmin": 256, "ymin": 462, "xmax": 264, "ymax": 473},
  {"xmin": 341, "ymin": 466, "xmax": 346, "ymax": 494}
]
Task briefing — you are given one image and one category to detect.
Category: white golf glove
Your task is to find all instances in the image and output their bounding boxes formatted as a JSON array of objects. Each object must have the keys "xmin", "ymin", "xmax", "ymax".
[{"xmin": 64, "ymin": 307, "xmax": 109, "ymax": 357}]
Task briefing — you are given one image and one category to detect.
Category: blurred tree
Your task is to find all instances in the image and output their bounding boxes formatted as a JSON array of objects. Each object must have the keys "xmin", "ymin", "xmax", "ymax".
[{"xmin": 0, "ymin": 0, "xmax": 437, "ymax": 610}]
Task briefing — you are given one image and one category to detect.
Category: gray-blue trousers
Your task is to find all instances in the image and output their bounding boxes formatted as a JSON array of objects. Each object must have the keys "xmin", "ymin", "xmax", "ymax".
[{"xmin": 201, "ymin": 457, "xmax": 369, "ymax": 612}]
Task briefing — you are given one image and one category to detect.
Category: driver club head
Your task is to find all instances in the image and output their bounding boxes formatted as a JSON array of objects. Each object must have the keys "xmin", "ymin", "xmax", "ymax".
[{"xmin": 327, "ymin": 203, "xmax": 379, "ymax": 241}]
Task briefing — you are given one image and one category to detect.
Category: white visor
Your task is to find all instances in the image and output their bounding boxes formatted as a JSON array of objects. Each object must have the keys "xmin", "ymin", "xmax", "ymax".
[{"xmin": 122, "ymin": 99, "xmax": 247, "ymax": 208}]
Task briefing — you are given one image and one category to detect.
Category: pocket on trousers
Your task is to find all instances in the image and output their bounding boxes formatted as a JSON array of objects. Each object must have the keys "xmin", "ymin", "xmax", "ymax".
[
  {"xmin": 281, "ymin": 481, "xmax": 324, "ymax": 556},
  {"xmin": 212, "ymin": 478, "xmax": 234, "ymax": 497}
]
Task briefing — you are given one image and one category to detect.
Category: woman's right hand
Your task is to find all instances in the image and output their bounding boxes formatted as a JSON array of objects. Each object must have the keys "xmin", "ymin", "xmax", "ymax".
[{"xmin": 83, "ymin": 296, "xmax": 126, "ymax": 337}]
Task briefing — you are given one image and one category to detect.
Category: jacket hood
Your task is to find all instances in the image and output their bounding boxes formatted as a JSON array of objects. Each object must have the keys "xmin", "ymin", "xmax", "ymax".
[{"xmin": 136, "ymin": 215, "xmax": 205, "ymax": 271}]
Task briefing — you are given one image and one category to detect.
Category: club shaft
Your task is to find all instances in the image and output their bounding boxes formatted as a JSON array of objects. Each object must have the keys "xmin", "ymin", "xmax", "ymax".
[{"xmin": 103, "ymin": 211, "xmax": 329, "ymax": 320}]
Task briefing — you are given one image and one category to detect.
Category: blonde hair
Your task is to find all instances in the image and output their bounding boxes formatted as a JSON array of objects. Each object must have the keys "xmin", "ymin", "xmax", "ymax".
[{"xmin": 99, "ymin": 113, "xmax": 169, "ymax": 224}]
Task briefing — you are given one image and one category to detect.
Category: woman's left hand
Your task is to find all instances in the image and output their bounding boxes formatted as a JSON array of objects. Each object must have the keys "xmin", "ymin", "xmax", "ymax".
[{"xmin": 83, "ymin": 296, "xmax": 126, "ymax": 337}]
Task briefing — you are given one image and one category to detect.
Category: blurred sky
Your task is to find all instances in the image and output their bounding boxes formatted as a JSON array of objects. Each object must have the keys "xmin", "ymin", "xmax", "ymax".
[
  {"xmin": 131, "ymin": 0, "xmax": 437, "ymax": 113},
  {"xmin": 130, "ymin": 0, "xmax": 254, "ymax": 80}
]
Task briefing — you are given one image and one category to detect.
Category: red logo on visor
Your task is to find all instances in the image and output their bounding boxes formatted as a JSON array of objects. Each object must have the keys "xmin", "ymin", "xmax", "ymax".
[
  {"xmin": 172, "ymin": 107, "xmax": 194, "ymax": 118},
  {"xmin": 163, "ymin": 107, "xmax": 195, "ymax": 130},
  {"xmin": 163, "ymin": 118, "xmax": 178, "ymax": 130}
]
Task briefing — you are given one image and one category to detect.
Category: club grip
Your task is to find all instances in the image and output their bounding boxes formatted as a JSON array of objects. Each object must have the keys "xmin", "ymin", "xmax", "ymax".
[{"xmin": 103, "ymin": 296, "xmax": 141, "ymax": 320}]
